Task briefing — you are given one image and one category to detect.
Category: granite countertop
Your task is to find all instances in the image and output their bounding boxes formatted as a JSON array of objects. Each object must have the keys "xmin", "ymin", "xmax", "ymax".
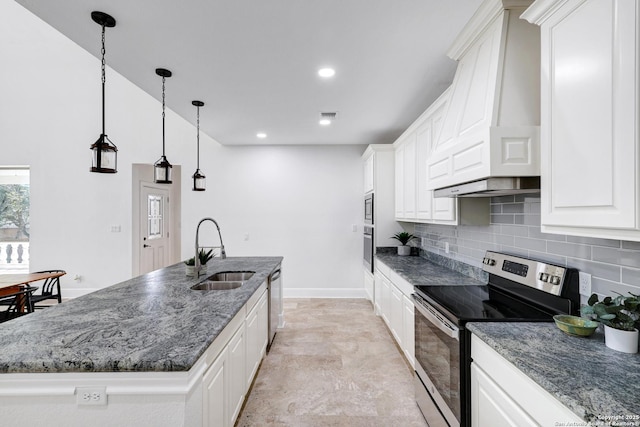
[
  {"xmin": 468, "ymin": 322, "xmax": 640, "ymax": 425},
  {"xmin": 375, "ymin": 253, "xmax": 486, "ymax": 287},
  {"xmin": 0, "ymin": 257, "xmax": 282, "ymax": 374}
]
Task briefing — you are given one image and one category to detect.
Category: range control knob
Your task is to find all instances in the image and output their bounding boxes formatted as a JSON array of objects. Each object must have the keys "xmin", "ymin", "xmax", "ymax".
[
  {"xmin": 483, "ymin": 258, "xmax": 496, "ymax": 266},
  {"xmin": 550, "ymin": 276, "xmax": 561, "ymax": 285},
  {"xmin": 539, "ymin": 273, "xmax": 549, "ymax": 282}
]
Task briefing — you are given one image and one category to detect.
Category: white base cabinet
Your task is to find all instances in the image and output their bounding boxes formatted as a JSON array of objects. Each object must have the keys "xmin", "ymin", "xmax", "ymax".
[
  {"xmin": 374, "ymin": 260, "xmax": 414, "ymax": 368},
  {"xmin": 471, "ymin": 334, "xmax": 583, "ymax": 427},
  {"xmin": 202, "ymin": 282, "xmax": 268, "ymax": 427},
  {"xmin": 363, "ymin": 267, "xmax": 374, "ymax": 304},
  {"xmin": 523, "ymin": 0, "xmax": 640, "ymax": 241}
]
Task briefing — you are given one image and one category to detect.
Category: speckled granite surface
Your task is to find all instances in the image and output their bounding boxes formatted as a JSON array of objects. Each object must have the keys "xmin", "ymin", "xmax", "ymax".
[
  {"xmin": 375, "ymin": 253, "xmax": 486, "ymax": 287},
  {"xmin": 0, "ymin": 257, "xmax": 282, "ymax": 373},
  {"xmin": 468, "ymin": 322, "xmax": 640, "ymax": 424}
]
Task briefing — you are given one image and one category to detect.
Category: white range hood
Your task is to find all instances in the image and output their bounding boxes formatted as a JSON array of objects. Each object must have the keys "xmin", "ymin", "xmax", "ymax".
[{"xmin": 427, "ymin": 0, "xmax": 541, "ymax": 197}]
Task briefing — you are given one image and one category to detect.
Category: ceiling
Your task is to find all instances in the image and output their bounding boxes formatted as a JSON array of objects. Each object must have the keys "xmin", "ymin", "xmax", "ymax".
[{"xmin": 15, "ymin": 0, "xmax": 483, "ymax": 146}]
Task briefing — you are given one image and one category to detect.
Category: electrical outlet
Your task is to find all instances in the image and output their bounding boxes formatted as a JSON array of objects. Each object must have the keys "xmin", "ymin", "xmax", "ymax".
[
  {"xmin": 421, "ymin": 237, "xmax": 427, "ymax": 247},
  {"xmin": 76, "ymin": 387, "xmax": 107, "ymax": 406},
  {"xmin": 444, "ymin": 242, "xmax": 450, "ymax": 254},
  {"xmin": 579, "ymin": 272, "xmax": 592, "ymax": 297}
]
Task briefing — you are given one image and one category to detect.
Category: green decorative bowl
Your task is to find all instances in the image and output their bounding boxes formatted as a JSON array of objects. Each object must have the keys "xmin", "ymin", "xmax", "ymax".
[{"xmin": 553, "ymin": 315, "xmax": 598, "ymax": 337}]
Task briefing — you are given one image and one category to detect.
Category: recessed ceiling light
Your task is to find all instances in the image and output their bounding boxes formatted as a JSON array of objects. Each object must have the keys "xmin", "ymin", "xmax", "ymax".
[
  {"xmin": 318, "ymin": 68, "xmax": 335, "ymax": 78},
  {"xmin": 256, "ymin": 132, "xmax": 267, "ymax": 139},
  {"xmin": 319, "ymin": 119, "xmax": 331, "ymax": 126}
]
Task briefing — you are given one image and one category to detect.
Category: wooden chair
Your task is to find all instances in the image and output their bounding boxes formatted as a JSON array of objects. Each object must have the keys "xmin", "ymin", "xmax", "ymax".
[
  {"xmin": 0, "ymin": 287, "xmax": 36, "ymax": 323},
  {"xmin": 29, "ymin": 270, "xmax": 65, "ymax": 309}
]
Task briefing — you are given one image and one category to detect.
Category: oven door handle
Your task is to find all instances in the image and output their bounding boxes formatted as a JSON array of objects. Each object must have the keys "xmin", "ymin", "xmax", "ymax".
[{"xmin": 413, "ymin": 294, "xmax": 459, "ymax": 340}]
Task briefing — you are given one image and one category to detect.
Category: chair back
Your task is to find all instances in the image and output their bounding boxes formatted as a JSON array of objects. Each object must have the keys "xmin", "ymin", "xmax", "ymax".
[{"xmin": 34, "ymin": 270, "xmax": 65, "ymax": 296}]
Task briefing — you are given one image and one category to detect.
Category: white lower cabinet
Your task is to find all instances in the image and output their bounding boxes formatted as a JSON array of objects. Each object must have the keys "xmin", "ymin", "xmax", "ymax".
[
  {"xmin": 245, "ymin": 290, "xmax": 268, "ymax": 390},
  {"xmin": 374, "ymin": 260, "xmax": 415, "ymax": 368},
  {"xmin": 202, "ymin": 346, "xmax": 227, "ymax": 427},
  {"xmin": 202, "ymin": 283, "xmax": 268, "ymax": 427},
  {"xmin": 228, "ymin": 326, "xmax": 246, "ymax": 425},
  {"xmin": 363, "ymin": 267, "xmax": 374, "ymax": 304},
  {"xmin": 402, "ymin": 294, "xmax": 415, "ymax": 366},
  {"xmin": 471, "ymin": 334, "xmax": 582, "ymax": 427}
]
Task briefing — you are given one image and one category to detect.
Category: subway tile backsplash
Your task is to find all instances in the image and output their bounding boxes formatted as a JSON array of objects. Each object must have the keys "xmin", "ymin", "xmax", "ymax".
[{"xmin": 414, "ymin": 195, "xmax": 640, "ymax": 299}]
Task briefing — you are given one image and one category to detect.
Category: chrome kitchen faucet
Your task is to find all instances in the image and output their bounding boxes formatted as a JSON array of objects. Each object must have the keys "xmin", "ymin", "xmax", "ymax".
[{"xmin": 195, "ymin": 217, "xmax": 227, "ymax": 276}]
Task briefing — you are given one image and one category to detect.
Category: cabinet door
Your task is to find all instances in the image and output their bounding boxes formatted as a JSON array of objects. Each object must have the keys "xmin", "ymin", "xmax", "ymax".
[
  {"xmin": 402, "ymin": 294, "xmax": 415, "ymax": 368},
  {"xmin": 374, "ymin": 271, "xmax": 383, "ymax": 315},
  {"xmin": 540, "ymin": 0, "xmax": 638, "ymax": 232},
  {"xmin": 403, "ymin": 133, "xmax": 417, "ymax": 219},
  {"xmin": 416, "ymin": 120, "xmax": 433, "ymax": 221},
  {"xmin": 471, "ymin": 363, "xmax": 538, "ymax": 427},
  {"xmin": 364, "ymin": 153, "xmax": 374, "ymax": 194},
  {"xmin": 432, "ymin": 196, "xmax": 457, "ymax": 222},
  {"xmin": 203, "ymin": 348, "xmax": 227, "ymax": 427},
  {"xmin": 389, "ymin": 285, "xmax": 403, "ymax": 347},
  {"xmin": 395, "ymin": 143, "xmax": 405, "ymax": 219},
  {"xmin": 364, "ymin": 268, "xmax": 374, "ymax": 303},
  {"xmin": 228, "ymin": 326, "xmax": 246, "ymax": 426},
  {"xmin": 257, "ymin": 291, "xmax": 269, "ymax": 357},
  {"xmin": 380, "ymin": 276, "xmax": 391, "ymax": 326},
  {"xmin": 245, "ymin": 301, "xmax": 260, "ymax": 390}
]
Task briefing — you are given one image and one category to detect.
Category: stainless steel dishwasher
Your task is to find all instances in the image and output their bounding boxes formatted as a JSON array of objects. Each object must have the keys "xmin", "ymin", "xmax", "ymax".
[{"xmin": 267, "ymin": 265, "xmax": 282, "ymax": 352}]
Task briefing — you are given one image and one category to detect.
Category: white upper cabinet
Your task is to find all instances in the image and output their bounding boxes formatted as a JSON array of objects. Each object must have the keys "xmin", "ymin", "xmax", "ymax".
[
  {"xmin": 364, "ymin": 153, "xmax": 374, "ymax": 194},
  {"xmin": 395, "ymin": 90, "xmax": 456, "ymax": 223},
  {"xmin": 395, "ymin": 89, "xmax": 474, "ymax": 224},
  {"xmin": 427, "ymin": 0, "xmax": 541, "ymax": 191},
  {"xmin": 523, "ymin": 0, "xmax": 640, "ymax": 241}
]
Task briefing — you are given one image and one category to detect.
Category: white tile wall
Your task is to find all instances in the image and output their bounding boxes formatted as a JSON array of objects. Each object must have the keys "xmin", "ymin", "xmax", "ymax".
[{"xmin": 415, "ymin": 195, "xmax": 640, "ymax": 298}]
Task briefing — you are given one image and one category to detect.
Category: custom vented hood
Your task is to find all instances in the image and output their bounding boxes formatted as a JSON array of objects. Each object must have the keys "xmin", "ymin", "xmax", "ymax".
[{"xmin": 427, "ymin": 0, "xmax": 541, "ymax": 197}]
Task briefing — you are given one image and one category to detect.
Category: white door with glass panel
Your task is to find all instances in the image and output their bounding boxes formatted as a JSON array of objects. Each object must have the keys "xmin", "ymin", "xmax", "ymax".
[{"xmin": 140, "ymin": 184, "xmax": 170, "ymax": 275}]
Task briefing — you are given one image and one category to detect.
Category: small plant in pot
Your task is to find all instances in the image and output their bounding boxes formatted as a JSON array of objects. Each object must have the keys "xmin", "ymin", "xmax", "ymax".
[
  {"xmin": 185, "ymin": 249, "xmax": 216, "ymax": 276},
  {"xmin": 391, "ymin": 232, "xmax": 416, "ymax": 256},
  {"xmin": 581, "ymin": 292, "xmax": 640, "ymax": 353}
]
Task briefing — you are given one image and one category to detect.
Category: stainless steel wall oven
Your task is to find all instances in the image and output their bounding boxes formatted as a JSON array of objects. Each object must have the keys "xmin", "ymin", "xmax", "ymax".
[
  {"xmin": 413, "ymin": 251, "xmax": 579, "ymax": 427},
  {"xmin": 364, "ymin": 193, "xmax": 374, "ymax": 225},
  {"xmin": 363, "ymin": 225, "xmax": 374, "ymax": 273}
]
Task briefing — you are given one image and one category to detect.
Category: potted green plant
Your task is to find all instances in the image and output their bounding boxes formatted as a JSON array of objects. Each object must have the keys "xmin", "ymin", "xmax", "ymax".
[
  {"xmin": 581, "ymin": 292, "xmax": 640, "ymax": 353},
  {"xmin": 185, "ymin": 249, "xmax": 216, "ymax": 276},
  {"xmin": 391, "ymin": 231, "xmax": 416, "ymax": 256}
]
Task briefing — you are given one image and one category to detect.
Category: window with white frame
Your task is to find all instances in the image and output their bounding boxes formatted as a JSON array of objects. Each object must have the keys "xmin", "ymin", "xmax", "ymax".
[{"xmin": 0, "ymin": 168, "xmax": 30, "ymax": 272}]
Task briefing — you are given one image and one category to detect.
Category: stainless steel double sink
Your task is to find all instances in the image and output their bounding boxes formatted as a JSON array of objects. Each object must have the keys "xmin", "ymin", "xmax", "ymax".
[{"xmin": 191, "ymin": 271, "xmax": 255, "ymax": 290}]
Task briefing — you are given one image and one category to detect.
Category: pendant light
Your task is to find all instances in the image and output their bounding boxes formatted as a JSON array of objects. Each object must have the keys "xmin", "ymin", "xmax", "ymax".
[
  {"xmin": 90, "ymin": 11, "xmax": 118, "ymax": 174},
  {"xmin": 192, "ymin": 100, "xmax": 206, "ymax": 191},
  {"xmin": 154, "ymin": 68, "xmax": 173, "ymax": 184}
]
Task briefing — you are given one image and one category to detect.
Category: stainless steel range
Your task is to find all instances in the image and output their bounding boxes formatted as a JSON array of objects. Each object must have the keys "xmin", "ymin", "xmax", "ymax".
[{"xmin": 413, "ymin": 251, "xmax": 579, "ymax": 427}]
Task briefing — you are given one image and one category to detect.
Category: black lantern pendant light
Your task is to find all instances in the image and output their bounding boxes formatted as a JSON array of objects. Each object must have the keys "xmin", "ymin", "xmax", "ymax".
[
  {"xmin": 192, "ymin": 100, "xmax": 206, "ymax": 191},
  {"xmin": 90, "ymin": 11, "xmax": 118, "ymax": 174},
  {"xmin": 154, "ymin": 68, "xmax": 173, "ymax": 184}
]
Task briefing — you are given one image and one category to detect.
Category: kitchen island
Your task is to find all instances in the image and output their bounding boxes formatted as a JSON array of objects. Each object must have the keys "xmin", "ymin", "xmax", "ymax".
[{"xmin": 0, "ymin": 256, "xmax": 282, "ymax": 427}]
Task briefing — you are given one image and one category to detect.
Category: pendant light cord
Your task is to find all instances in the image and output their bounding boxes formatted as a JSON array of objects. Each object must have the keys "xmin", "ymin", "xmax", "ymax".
[
  {"xmin": 162, "ymin": 76, "xmax": 166, "ymax": 157},
  {"xmin": 196, "ymin": 105, "xmax": 200, "ymax": 169},
  {"xmin": 101, "ymin": 23, "xmax": 106, "ymax": 137}
]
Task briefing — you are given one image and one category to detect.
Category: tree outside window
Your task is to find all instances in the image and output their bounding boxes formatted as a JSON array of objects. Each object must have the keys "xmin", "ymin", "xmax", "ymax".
[{"xmin": 0, "ymin": 168, "xmax": 30, "ymax": 272}]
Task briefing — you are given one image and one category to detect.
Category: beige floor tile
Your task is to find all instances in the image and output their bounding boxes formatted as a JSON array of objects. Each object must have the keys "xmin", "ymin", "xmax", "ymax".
[{"xmin": 236, "ymin": 298, "xmax": 427, "ymax": 427}]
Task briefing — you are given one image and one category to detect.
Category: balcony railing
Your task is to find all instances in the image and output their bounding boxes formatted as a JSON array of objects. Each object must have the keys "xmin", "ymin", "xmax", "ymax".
[{"xmin": 0, "ymin": 242, "xmax": 29, "ymax": 272}]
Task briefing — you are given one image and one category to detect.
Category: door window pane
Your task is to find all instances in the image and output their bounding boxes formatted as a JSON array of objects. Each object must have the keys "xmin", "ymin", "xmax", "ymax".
[{"xmin": 147, "ymin": 194, "xmax": 163, "ymax": 240}]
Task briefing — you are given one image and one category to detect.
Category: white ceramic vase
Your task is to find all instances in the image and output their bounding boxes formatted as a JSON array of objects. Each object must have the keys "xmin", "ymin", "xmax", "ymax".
[
  {"xmin": 185, "ymin": 265, "xmax": 196, "ymax": 277},
  {"xmin": 604, "ymin": 325, "xmax": 639, "ymax": 354},
  {"xmin": 397, "ymin": 246, "xmax": 411, "ymax": 256}
]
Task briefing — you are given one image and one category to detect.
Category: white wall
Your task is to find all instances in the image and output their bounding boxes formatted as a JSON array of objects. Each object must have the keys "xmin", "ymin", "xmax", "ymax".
[{"xmin": 0, "ymin": 0, "xmax": 365, "ymax": 298}]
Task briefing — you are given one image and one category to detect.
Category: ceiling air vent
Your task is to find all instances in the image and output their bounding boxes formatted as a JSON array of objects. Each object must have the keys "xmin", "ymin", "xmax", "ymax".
[{"xmin": 319, "ymin": 112, "xmax": 338, "ymax": 120}]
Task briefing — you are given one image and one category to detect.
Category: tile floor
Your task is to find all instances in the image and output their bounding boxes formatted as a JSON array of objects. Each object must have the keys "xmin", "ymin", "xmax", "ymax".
[{"xmin": 236, "ymin": 298, "xmax": 428, "ymax": 427}]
